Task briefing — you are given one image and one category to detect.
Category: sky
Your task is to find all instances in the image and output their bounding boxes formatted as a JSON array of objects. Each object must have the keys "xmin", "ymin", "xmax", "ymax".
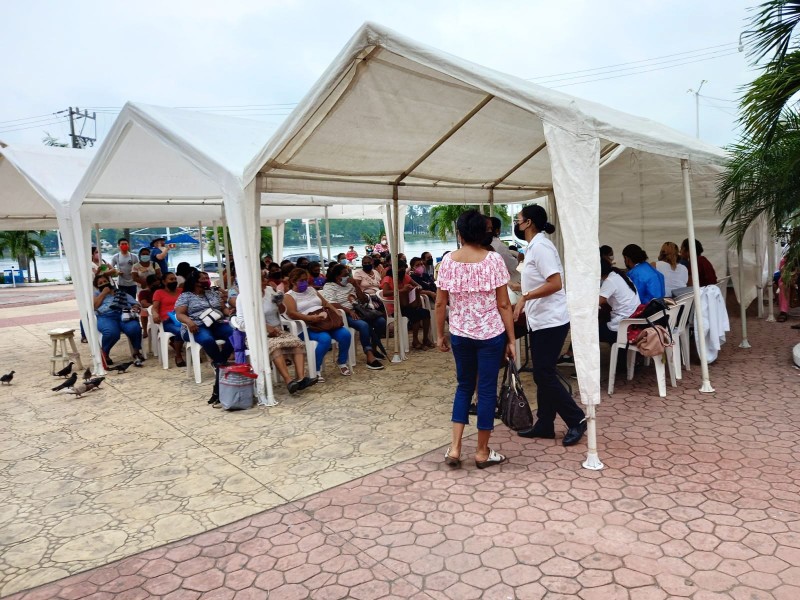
[{"xmin": 0, "ymin": 0, "xmax": 756, "ymax": 150}]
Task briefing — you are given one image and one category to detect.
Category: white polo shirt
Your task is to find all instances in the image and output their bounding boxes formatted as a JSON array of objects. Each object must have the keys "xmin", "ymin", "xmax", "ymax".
[{"xmin": 522, "ymin": 233, "xmax": 569, "ymax": 332}]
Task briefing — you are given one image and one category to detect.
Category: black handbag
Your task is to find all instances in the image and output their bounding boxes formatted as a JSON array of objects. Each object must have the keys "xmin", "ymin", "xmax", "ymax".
[
  {"xmin": 498, "ymin": 362, "xmax": 534, "ymax": 431},
  {"xmin": 352, "ymin": 300, "xmax": 383, "ymax": 322}
]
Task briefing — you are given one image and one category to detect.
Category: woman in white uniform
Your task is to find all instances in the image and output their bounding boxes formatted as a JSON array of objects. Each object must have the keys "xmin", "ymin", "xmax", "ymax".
[{"xmin": 512, "ymin": 204, "xmax": 586, "ymax": 447}]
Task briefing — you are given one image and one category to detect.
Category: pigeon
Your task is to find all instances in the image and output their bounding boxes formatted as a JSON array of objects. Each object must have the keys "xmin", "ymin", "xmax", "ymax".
[
  {"xmin": 107, "ymin": 361, "xmax": 133, "ymax": 374},
  {"xmin": 52, "ymin": 372, "xmax": 77, "ymax": 391},
  {"xmin": 83, "ymin": 368, "xmax": 92, "ymax": 381},
  {"xmin": 62, "ymin": 382, "xmax": 89, "ymax": 397},
  {"xmin": 0, "ymin": 371, "xmax": 14, "ymax": 385},
  {"xmin": 83, "ymin": 377, "xmax": 105, "ymax": 392},
  {"xmin": 55, "ymin": 362, "xmax": 74, "ymax": 377}
]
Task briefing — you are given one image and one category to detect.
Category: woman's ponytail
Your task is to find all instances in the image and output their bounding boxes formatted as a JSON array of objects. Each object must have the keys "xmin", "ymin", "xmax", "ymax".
[{"xmin": 543, "ymin": 222, "xmax": 555, "ymax": 235}]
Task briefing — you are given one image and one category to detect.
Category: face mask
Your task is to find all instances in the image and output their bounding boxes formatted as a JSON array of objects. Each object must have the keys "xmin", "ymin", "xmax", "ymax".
[
  {"xmin": 269, "ymin": 272, "xmax": 282, "ymax": 281},
  {"xmin": 514, "ymin": 222, "xmax": 528, "ymax": 239},
  {"xmin": 426, "ymin": 258, "xmax": 433, "ymax": 265},
  {"xmin": 119, "ymin": 244, "xmax": 129, "ymax": 252},
  {"xmin": 166, "ymin": 281, "xmax": 178, "ymax": 291},
  {"xmin": 381, "ymin": 239, "xmax": 387, "ymax": 245},
  {"xmin": 339, "ymin": 259, "xmax": 348, "ymax": 265},
  {"xmin": 483, "ymin": 232, "xmax": 494, "ymax": 247},
  {"xmin": 340, "ymin": 276, "xmax": 349, "ymax": 285},
  {"xmin": 414, "ymin": 266, "xmax": 425, "ymax": 275},
  {"xmin": 200, "ymin": 281, "xmax": 211, "ymax": 289},
  {"xmin": 296, "ymin": 280, "xmax": 309, "ymax": 293},
  {"xmin": 140, "ymin": 255, "xmax": 151, "ymax": 263},
  {"xmin": 362, "ymin": 264, "xmax": 373, "ymax": 272}
]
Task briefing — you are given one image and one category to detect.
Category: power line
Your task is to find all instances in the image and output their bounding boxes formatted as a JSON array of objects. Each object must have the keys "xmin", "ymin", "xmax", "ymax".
[
  {"xmin": 0, "ymin": 117, "xmax": 70, "ymax": 134},
  {"xmin": 526, "ymin": 42, "xmax": 738, "ymax": 81},
  {"xmin": 0, "ymin": 110, "xmax": 68, "ymax": 126}
]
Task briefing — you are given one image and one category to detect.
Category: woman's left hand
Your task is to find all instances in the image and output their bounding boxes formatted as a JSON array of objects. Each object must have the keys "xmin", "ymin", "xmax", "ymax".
[
  {"xmin": 513, "ymin": 301, "xmax": 525, "ymax": 321},
  {"xmin": 437, "ymin": 336, "xmax": 450, "ymax": 353}
]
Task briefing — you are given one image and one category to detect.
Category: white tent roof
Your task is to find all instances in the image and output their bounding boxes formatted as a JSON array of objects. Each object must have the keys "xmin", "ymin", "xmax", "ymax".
[{"xmin": 253, "ymin": 22, "xmax": 725, "ymax": 203}]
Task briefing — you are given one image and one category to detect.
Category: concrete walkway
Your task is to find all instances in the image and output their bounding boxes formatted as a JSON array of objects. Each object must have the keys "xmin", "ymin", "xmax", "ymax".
[{"xmin": 3, "ymin": 289, "xmax": 800, "ymax": 599}]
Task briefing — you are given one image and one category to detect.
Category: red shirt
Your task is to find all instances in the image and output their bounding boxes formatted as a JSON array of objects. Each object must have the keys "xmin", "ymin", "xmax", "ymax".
[
  {"xmin": 381, "ymin": 274, "xmax": 414, "ymax": 315},
  {"xmin": 152, "ymin": 288, "xmax": 182, "ymax": 321},
  {"xmin": 697, "ymin": 256, "xmax": 717, "ymax": 287}
]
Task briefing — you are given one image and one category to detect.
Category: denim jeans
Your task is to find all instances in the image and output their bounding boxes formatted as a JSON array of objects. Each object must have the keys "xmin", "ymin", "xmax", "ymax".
[
  {"xmin": 161, "ymin": 319, "xmax": 182, "ymax": 338},
  {"xmin": 181, "ymin": 322, "xmax": 234, "ymax": 365},
  {"xmin": 450, "ymin": 332, "xmax": 506, "ymax": 431},
  {"xmin": 529, "ymin": 323, "xmax": 585, "ymax": 428},
  {"xmin": 301, "ymin": 327, "xmax": 351, "ymax": 370},
  {"xmin": 97, "ymin": 312, "xmax": 142, "ymax": 357},
  {"xmin": 346, "ymin": 315, "xmax": 387, "ymax": 354}
]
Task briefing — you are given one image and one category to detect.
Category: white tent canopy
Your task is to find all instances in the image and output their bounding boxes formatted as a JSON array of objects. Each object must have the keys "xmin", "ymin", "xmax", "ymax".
[{"xmin": 249, "ymin": 22, "xmax": 733, "ymax": 469}]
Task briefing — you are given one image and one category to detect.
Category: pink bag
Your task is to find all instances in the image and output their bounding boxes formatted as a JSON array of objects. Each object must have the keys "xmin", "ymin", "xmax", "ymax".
[{"xmin": 634, "ymin": 325, "xmax": 673, "ymax": 357}]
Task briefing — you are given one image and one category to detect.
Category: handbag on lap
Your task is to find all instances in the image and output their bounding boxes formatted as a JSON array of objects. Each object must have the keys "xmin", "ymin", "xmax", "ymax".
[{"xmin": 307, "ymin": 307, "xmax": 344, "ymax": 332}]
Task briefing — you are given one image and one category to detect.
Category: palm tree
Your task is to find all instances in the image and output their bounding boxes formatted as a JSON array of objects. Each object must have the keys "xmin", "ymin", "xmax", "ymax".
[
  {"xmin": 42, "ymin": 133, "xmax": 68, "ymax": 148},
  {"xmin": 0, "ymin": 231, "xmax": 47, "ymax": 282},
  {"xmin": 428, "ymin": 205, "xmax": 510, "ymax": 241}
]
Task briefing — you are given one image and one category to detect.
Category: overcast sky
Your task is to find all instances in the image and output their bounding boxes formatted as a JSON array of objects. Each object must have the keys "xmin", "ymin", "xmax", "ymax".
[{"xmin": 0, "ymin": 0, "xmax": 755, "ymax": 150}]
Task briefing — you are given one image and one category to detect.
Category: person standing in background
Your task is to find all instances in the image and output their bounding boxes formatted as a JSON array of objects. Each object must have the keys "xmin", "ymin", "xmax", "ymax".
[
  {"xmin": 150, "ymin": 238, "xmax": 170, "ymax": 274},
  {"xmin": 110, "ymin": 238, "xmax": 139, "ymax": 299}
]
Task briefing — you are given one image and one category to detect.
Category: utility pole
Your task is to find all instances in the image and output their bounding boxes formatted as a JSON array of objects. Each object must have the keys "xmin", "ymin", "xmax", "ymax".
[
  {"xmin": 67, "ymin": 107, "xmax": 97, "ymax": 148},
  {"xmin": 687, "ymin": 80, "xmax": 707, "ymax": 139}
]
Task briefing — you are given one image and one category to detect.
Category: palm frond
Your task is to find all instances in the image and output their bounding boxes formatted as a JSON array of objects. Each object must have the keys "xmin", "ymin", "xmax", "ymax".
[{"xmin": 744, "ymin": 0, "xmax": 800, "ymax": 67}]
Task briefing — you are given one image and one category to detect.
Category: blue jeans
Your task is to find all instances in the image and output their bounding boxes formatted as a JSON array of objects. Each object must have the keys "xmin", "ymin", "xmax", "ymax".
[
  {"xmin": 97, "ymin": 313, "xmax": 143, "ymax": 357},
  {"xmin": 182, "ymin": 322, "xmax": 234, "ymax": 365},
  {"xmin": 302, "ymin": 327, "xmax": 351, "ymax": 370},
  {"xmin": 161, "ymin": 319, "xmax": 182, "ymax": 338},
  {"xmin": 346, "ymin": 315, "xmax": 387, "ymax": 354},
  {"xmin": 450, "ymin": 332, "xmax": 506, "ymax": 431}
]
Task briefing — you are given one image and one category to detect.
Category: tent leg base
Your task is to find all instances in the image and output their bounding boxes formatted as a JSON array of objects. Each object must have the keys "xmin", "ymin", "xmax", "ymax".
[
  {"xmin": 699, "ymin": 381, "xmax": 715, "ymax": 393},
  {"xmin": 391, "ymin": 354, "xmax": 403, "ymax": 363},
  {"xmin": 582, "ymin": 452, "xmax": 604, "ymax": 471},
  {"xmin": 766, "ymin": 316, "xmax": 776, "ymax": 323},
  {"xmin": 738, "ymin": 340, "xmax": 751, "ymax": 349}
]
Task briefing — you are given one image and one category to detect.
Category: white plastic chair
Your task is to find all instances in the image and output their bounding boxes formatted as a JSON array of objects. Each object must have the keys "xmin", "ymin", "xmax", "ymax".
[
  {"xmin": 146, "ymin": 306, "xmax": 161, "ymax": 359},
  {"xmin": 607, "ymin": 304, "xmax": 680, "ymax": 398},
  {"xmin": 419, "ymin": 295, "xmax": 438, "ymax": 344},
  {"xmin": 376, "ymin": 290, "xmax": 409, "ymax": 354},
  {"xmin": 716, "ymin": 276, "xmax": 730, "ymax": 299},
  {"xmin": 280, "ymin": 315, "xmax": 319, "ymax": 377},
  {"xmin": 671, "ymin": 294, "xmax": 695, "ymax": 378},
  {"xmin": 156, "ymin": 317, "xmax": 175, "ymax": 370},
  {"xmin": 184, "ymin": 329, "xmax": 226, "ymax": 384}
]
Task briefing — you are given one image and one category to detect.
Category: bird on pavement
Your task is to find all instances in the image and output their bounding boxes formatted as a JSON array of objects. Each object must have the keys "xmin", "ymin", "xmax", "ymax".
[
  {"xmin": 83, "ymin": 368, "xmax": 92, "ymax": 381},
  {"xmin": 0, "ymin": 371, "xmax": 14, "ymax": 385},
  {"xmin": 61, "ymin": 381, "xmax": 88, "ymax": 397},
  {"xmin": 83, "ymin": 377, "xmax": 105, "ymax": 392},
  {"xmin": 52, "ymin": 372, "xmax": 78, "ymax": 391},
  {"xmin": 55, "ymin": 362, "xmax": 74, "ymax": 377},
  {"xmin": 107, "ymin": 361, "xmax": 133, "ymax": 374}
]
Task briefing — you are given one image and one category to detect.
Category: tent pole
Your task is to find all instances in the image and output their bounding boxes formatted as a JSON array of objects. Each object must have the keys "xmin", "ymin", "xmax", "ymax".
[
  {"xmin": 198, "ymin": 221, "xmax": 204, "ymax": 266},
  {"xmin": 56, "ymin": 230, "xmax": 66, "ymax": 282},
  {"xmin": 489, "ymin": 189, "xmax": 495, "ymax": 217},
  {"xmin": 94, "ymin": 224, "xmax": 101, "ymax": 253},
  {"xmin": 766, "ymin": 237, "xmax": 776, "ymax": 322},
  {"xmin": 223, "ymin": 221, "xmax": 233, "ymax": 289},
  {"xmin": 738, "ymin": 248, "xmax": 751, "ymax": 348},
  {"xmin": 387, "ymin": 190, "xmax": 402, "ymax": 363},
  {"xmin": 755, "ymin": 227, "xmax": 764, "ymax": 319},
  {"xmin": 314, "ymin": 219, "xmax": 324, "ymax": 268},
  {"xmin": 681, "ymin": 159, "xmax": 714, "ymax": 393},
  {"xmin": 324, "ymin": 206, "xmax": 332, "ymax": 262},
  {"xmin": 212, "ymin": 220, "xmax": 223, "ymax": 279}
]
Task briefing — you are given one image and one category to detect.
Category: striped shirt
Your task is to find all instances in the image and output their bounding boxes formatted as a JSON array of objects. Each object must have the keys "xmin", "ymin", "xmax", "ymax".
[{"xmin": 321, "ymin": 282, "xmax": 356, "ymax": 309}]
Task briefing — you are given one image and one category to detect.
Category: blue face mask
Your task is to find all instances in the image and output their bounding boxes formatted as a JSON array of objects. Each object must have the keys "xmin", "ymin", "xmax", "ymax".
[
  {"xmin": 340, "ymin": 276, "xmax": 349, "ymax": 285},
  {"xmin": 139, "ymin": 255, "xmax": 151, "ymax": 263},
  {"xmin": 339, "ymin": 259, "xmax": 348, "ymax": 265}
]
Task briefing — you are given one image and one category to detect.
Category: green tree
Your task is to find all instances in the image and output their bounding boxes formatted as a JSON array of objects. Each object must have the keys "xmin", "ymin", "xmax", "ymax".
[
  {"xmin": 428, "ymin": 205, "xmax": 510, "ymax": 241},
  {"xmin": 207, "ymin": 226, "xmax": 273, "ymax": 258},
  {"xmin": 0, "ymin": 230, "xmax": 47, "ymax": 282},
  {"xmin": 42, "ymin": 133, "xmax": 68, "ymax": 147}
]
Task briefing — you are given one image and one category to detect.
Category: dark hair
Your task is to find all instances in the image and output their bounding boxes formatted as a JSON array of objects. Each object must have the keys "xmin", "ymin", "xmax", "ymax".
[
  {"xmin": 91, "ymin": 246, "xmax": 98, "ymax": 254},
  {"xmin": 268, "ymin": 262, "xmax": 281, "ymax": 273},
  {"xmin": 280, "ymin": 262, "xmax": 295, "ymax": 277},
  {"xmin": 520, "ymin": 204, "xmax": 555, "ymax": 234},
  {"xmin": 337, "ymin": 253, "xmax": 346, "ymax": 261},
  {"xmin": 326, "ymin": 263, "xmax": 347, "ymax": 282},
  {"xmin": 117, "ymin": 238, "xmax": 129, "ymax": 245},
  {"xmin": 456, "ymin": 209, "xmax": 491, "ymax": 245},
  {"xmin": 139, "ymin": 247, "xmax": 151, "ymax": 257},
  {"xmin": 622, "ymin": 244, "xmax": 648, "ymax": 265},
  {"xmin": 280, "ymin": 259, "xmax": 292, "ymax": 266},
  {"xmin": 176, "ymin": 262, "xmax": 192, "ymax": 277},
  {"xmin": 398, "ymin": 259, "xmax": 408, "ymax": 270},
  {"xmin": 601, "ymin": 258, "xmax": 637, "ymax": 293},
  {"xmin": 681, "ymin": 238, "xmax": 704, "ymax": 255},
  {"xmin": 410, "ymin": 257, "xmax": 423, "ymax": 268},
  {"xmin": 145, "ymin": 274, "xmax": 160, "ymax": 286},
  {"xmin": 490, "ymin": 216, "xmax": 502, "ymax": 233},
  {"xmin": 599, "ymin": 245, "xmax": 613, "ymax": 259},
  {"xmin": 152, "ymin": 237, "xmax": 165, "ymax": 244},
  {"xmin": 183, "ymin": 269, "xmax": 205, "ymax": 293},
  {"xmin": 93, "ymin": 272, "xmax": 111, "ymax": 288}
]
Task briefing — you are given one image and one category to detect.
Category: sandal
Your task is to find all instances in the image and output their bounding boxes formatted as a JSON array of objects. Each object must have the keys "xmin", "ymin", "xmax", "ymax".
[
  {"xmin": 475, "ymin": 448, "xmax": 506, "ymax": 470},
  {"xmin": 411, "ymin": 341, "xmax": 423, "ymax": 350},
  {"xmin": 175, "ymin": 358, "xmax": 186, "ymax": 368},
  {"xmin": 80, "ymin": 337, "xmax": 88, "ymax": 344},
  {"xmin": 338, "ymin": 364, "xmax": 352, "ymax": 376},
  {"xmin": 778, "ymin": 312, "xmax": 789, "ymax": 322},
  {"xmin": 444, "ymin": 447, "xmax": 461, "ymax": 467}
]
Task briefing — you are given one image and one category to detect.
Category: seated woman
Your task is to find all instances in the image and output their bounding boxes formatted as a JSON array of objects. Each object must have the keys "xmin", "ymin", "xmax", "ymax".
[
  {"xmin": 421, "ymin": 251, "xmax": 435, "ymax": 277},
  {"xmin": 174, "ymin": 270, "xmax": 234, "ymax": 368},
  {"xmin": 599, "ymin": 258, "xmax": 641, "ymax": 344},
  {"xmin": 681, "ymin": 238, "xmax": 718, "ymax": 287},
  {"xmin": 655, "ymin": 241, "xmax": 688, "ymax": 297},
  {"xmin": 137, "ymin": 274, "xmax": 162, "ymax": 339},
  {"xmin": 260, "ymin": 274, "xmax": 318, "ymax": 393},
  {"xmin": 409, "ymin": 256, "xmax": 437, "ymax": 298},
  {"xmin": 307, "ymin": 261, "xmax": 326, "ymax": 290},
  {"xmin": 151, "ymin": 271, "xmax": 186, "ymax": 367},
  {"xmin": 382, "ymin": 263, "xmax": 433, "ymax": 350},
  {"xmin": 321, "ymin": 263, "xmax": 386, "ymax": 369},
  {"xmin": 93, "ymin": 273, "xmax": 145, "ymax": 366},
  {"xmin": 622, "ymin": 244, "xmax": 664, "ymax": 304},
  {"xmin": 352, "ymin": 255, "xmax": 383, "ymax": 296},
  {"xmin": 284, "ymin": 268, "xmax": 353, "ymax": 380}
]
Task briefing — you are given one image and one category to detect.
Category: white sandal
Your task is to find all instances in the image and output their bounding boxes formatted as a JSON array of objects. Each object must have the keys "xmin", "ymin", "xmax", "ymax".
[
  {"xmin": 338, "ymin": 364, "xmax": 352, "ymax": 376},
  {"xmin": 475, "ymin": 448, "xmax": 506, "ymax": 469}
]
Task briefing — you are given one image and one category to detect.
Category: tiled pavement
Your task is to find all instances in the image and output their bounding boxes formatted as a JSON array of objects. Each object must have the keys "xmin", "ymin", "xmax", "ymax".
[{"xmin": 5, "ymin": 292, "xmax": 800, "ymax": 599}]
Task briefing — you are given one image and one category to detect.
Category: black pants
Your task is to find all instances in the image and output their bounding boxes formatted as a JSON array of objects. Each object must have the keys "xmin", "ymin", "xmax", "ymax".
[{"xmin": 529, "ymin": 323, "xmax": 585, "ymax": 428}]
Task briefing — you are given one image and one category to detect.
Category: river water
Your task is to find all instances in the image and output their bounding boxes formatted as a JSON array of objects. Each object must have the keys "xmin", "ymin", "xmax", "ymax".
[{"xmin": 0, "ymin": 239, "xmax": 460, "ymax": 281}]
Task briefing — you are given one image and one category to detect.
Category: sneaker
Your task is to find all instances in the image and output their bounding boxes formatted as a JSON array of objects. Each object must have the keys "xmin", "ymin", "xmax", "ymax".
[
  {"xmin": 367, "ymin": 360, "xmax": 385, "ymax": 370},
  {"xmin": 557, "ymin": 354, "xmax": 574, "ymax": 366},
  {"xmin": 134, "ymin": 352, "xmax": 146, "ymax": 362},
  {"xmin": 133, "ymin": 358, "xmax": 143, "ymax": 368},
  {"xmin": 372, "ymin": 349, "xmax": 386, "ymax": 360},
  {"xmin": 287, "ymin": 379, "xmax": 300, "ymax": 395}
]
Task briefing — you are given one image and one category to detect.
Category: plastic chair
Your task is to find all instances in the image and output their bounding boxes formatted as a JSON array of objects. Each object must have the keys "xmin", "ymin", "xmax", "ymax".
[
  {"xmin": 419, "ymin": 295, "xmax": 438, "ymax": 344},
  {"xmin": 671, "ymin": 294, "xmax": 695, "ymax": 378},
  {"xmin": 334, "ymin": 308, "xmax": 357, "ymax": 368},
  {"xmin": 146, "ymin": 306, "xmax": 161, "ymax": 359},
  {"xmin": 376, "ymin": 290, "xmax": 409, "ymax": 354},
  {"xmin": 607, "ymin": 304, "xmax": 680, "ymax": 398},
  {"xmin": 184, "ymin": 329, "xmax": 226, "ymax": 384},
  {"xmin": 280, "ymin": 315, "xmax": 319, "ymax": 377},
  {"xmin": 716, "ymin": 276, "xmax": 730, "ymax": 299},
  {"xmin": 156, "ymin": 319, "xmax": 175, "ymax": 370}
]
